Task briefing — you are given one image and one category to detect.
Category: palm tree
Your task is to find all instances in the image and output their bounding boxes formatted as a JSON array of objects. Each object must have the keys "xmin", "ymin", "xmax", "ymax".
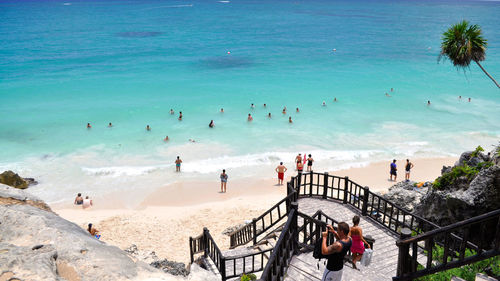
[{"xmin": 439, "ymin": 20, "xmax": 499, "ymax": 89}]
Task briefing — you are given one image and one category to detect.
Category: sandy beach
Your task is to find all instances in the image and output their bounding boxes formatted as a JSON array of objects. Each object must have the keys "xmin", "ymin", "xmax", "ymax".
[{"xmin": 53, "ymin": 157, "xmax": 456, "ymax": 264}]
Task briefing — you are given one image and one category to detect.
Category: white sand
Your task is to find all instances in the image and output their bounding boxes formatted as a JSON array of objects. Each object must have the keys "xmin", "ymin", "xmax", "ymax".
[{"xmin": 54, "ymin": 157, "xmax": 456, "ymax": 264}]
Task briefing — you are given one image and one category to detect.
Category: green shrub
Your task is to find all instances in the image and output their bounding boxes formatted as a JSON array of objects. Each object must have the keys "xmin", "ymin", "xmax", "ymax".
[
  {"xmin": 470, "ymin": 145, "xmax": 484, "ymax": 158},
  {"xmin": 240, "ymin": 273, "xmax": 257, "ymax": 281},
  {"xmin": 433, "ymin": 164, "xmax": 479, "ymax": 190},
  {"xmin": 417, "ymin": 246, "xmax": 500, "ymax": 281}
]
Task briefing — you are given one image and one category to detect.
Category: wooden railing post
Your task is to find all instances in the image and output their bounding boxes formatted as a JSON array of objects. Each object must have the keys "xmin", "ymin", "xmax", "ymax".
[
  {"xmin": 291, "ymin": 202, "xmax": 299, "ymax": 255},
  {"xmin": 343, "ymin": 176, "xmax": 349, "ymax": 204},
  {"xmin": 203, "ymin": 227, "xmax": 209, "ymax": 258},
  {"xmin": 396, "ymin": 228, "xmax": 412, "ymax": 277},
  {"xmin": 189, "ymin": 237, "xmax": 194, "ymax": 263},
  {"xmin": 220, "ymin": 257, "xmax": 226, "ymax": 281},
  {"xmin": 322, "ymin": 172, "xmax": 329, "ymax": 199},
  {"xmin": 309, "ymin": 171, "xmax": 313, "ymax": 196},
  {"xmin": 252, "ymin": 218, "xmax": 257, "ymax": 245},
  {"xmin": 362, "ymin": 186, "xmax": 369, "ymax": 216},
  {"xmin": 297, "ymin": 173, "xmax": 302, "ymax": 195}
]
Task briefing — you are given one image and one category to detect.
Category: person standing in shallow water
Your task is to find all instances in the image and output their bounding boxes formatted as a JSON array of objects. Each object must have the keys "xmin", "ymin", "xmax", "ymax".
[
  {"xmin": 405, "ymin": 159, "xmax": 414, "ymax": 181},
  {"xmin": 321, "ymin": 222, "xmax": 352, "ymax": 281},
  {"xmin": 350, "ymin": 215, "xmax": 370, "ymax": 269},
  {"xmin": 220, "ymin": 169, "xmax": 228, "ymax": 193},
  {"xmin": 390, "ymin": 159, "xmax": 397, "ymax": 181},
  {"xmin": 275, "ymin": 162, "xmax": 287, "ymax": 185},
  {"xmin": 306, "ymin": 154, "xmax": 314, "ymax": 172},
  {"xmin": 175, "ymin": 156, "xmax": 182, "ymax": 172}
]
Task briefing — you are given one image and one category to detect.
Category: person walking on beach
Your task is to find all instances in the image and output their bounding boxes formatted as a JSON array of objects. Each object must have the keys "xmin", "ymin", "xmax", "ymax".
[
  {"xmin": 175, "ymin": 156, "xmax": 182, "ymax": 172},
  {"xmin": 82, "ymin": 196, "xmax": 93, "ymax": 209},
  {"xmin": 295, "ymin": 153, "xmax": 302, "ymax": 170},
  {"xmin": 74, "ymin": 193, "xmax": 83, "ymax": 205},
  {"xmin": 306, "ymin": 154, "xmax": 314, "ymax": 172},
  {"xmin": 247, "ymin": 113, "xmax": 253, "ymax": 122},
  {"xmin": 297, "ymin": 161, "xmax": 304, "ymax": 176},
  {"xmin": 220, "ymin": 169, "xmax": 228, "ymax": 193},
  {"xmin": 405, "ymin": 159, "xmax": 414, "ymax": 181},
  {"xmin": 390, "ymin": 159, "xmax": 397, "ymax": 181},
  {"xmin": 275, "ymin": 162, "xmax": 287, "ymax": 185},
  {"xmin": 321, "ymin": 222, "xmax": 352, "ymax": 281},
  {"xmin": 350, "ymin": 215, "xmax": 370, "ymax": 269}
]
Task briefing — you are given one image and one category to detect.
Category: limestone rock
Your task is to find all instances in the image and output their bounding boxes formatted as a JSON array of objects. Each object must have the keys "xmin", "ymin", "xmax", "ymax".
[
  {"xmin": 382, "ymin": 181, "xmax": 428, "ymax": 212},
  {"xmin": 0, "ymin": 170, "xmax": 29, "ymax": 189},
  {"xmin": 151, "ymin": 259, "xmax": 190, "ymax": 277},
  {"xmin": 125, "ymin": 244, "xmax": 160, "ymax": 264},
  {"xmin": 0, "ymin": 183, "xmax": 52, "ymax": 212}
]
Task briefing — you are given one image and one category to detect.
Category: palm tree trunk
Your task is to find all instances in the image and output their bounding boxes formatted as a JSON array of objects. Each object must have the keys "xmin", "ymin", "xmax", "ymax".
[{"xmin": 475, "ymin": 60, "xmax": 500, "ymax": 89}]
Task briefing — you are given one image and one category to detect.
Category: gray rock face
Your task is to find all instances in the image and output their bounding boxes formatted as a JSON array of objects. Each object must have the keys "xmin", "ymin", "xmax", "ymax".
[
  {"xmin": 151, "ymin": 259, "xmax": 190, "ymax": 277},
  {"xmin": 415, "ymin": 147, "xmax": 500, "ymax": 227},
  {"xmin": 0, "ymin": 170, "xmax": 29, "ymax": 189},
  {"xmin": 382, "ymin": 181, "xmax": 428, "ymax": 212},
  {"xmin": 0, "ymin": 183, "xmax": 51, "ymax": 212}
]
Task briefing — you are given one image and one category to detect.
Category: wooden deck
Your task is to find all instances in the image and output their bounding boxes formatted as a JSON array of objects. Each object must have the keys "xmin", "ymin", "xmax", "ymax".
[{"xmin": 286, "ymin": 198, "xmax": 400, "ymax": 281}]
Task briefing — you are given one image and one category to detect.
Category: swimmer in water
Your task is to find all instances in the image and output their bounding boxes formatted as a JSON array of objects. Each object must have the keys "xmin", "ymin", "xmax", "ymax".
[
  {"xmin": 170, "ymin": 109, "xmax": 174, "ymax": 115},
  {"xmin": 427, "ymin": 100, "xmax": 431, "ymax": 106},
  {"xmin": 391, "ymin": 88, "xmax": 394, "ymax": 92},
  {"xmin": 322, "ymin": 101, "xmax": 326, "ymax": 106},
  {"xmin": 289, "ymin": 116, "xmax": 293, "ymax": 123},
  {"xmin": 385, "ymin": 93, "xmax": 391, "ymax": 97},
  {"xmin": 221, "ymin": 108, "xmax": 224, "ymax": 113},
  {"xmin": 459, "ymin": 96, "xmax": 462, "ymax": 100},
  {"xmin": 282, "ymin": 107, "xmax": 286, "ymax": 114},
  {"xmin": 164, "ymin": 136, "xmax": 169, "ymax": 141},
  {"xmin": 146, "ymin": 125, "xmax": 151, "ymax": 131},
  {"xmin": 251, "ymin": 103, "xmax": 255, "ymax": 109},
  {"xmin": 268, "ymin": 113, "xmax": 272, "ymax": 118},
  {"xmin": 178, "ymin": 111, "xmax": 183, "ymax": 120},
  {"xmin": 263, "ymin": 103, "xmax": 267, "ymax": 108},
  {"xmin": 108, "ymin": 122, "xmax": 112, "ymax": 127},
  {"xmin": 189, "ymin": 139, "xmax": 196, "ymax": 143},
  {"xmin": 87, "ymin": 123, "xmax": 92, "ymax": 129},
  {"xmin": 209, "ymin": 120, "xmax": 214, "ymax": 128},
  {"xmin": 468, "ymin": 97, "xmax": 471, "ymax": 102},
  {"xmin": 296, "ymin": 107, "xmax": 299, "ymax": 113},
  {"xmin": 248, "ymin": 113, "xmax": 253, "ymax": 122},
  {"xmin": 334, "ymin": 97, "xmax": 337, "ymax": 102}
]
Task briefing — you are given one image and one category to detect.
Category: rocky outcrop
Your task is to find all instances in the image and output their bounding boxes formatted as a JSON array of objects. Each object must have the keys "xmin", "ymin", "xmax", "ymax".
[
  {"xmin": 382, "ymin": 181, "xmax": 428, "ymax": 212},
  {"xmin": 0, "ymin": 183, "xmax": 52, "ymax": 212},
  {"xmin": 414, "ymin": 146, "xmax": 500, "ymax": 226},
  {"xmin": 0, "ymin": 184, "xmax": 221, "ymax": 281},
  {"xmin": 0, "ymin": 170, "xmax": 29, "ymax": 189}
]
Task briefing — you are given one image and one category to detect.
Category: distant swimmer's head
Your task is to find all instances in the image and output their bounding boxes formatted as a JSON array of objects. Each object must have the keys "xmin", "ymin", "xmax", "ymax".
[
  {"xmin": 427, "ymin": 100, "xmax": 431, "ymax": 105},
  {"xmin": 322, "ymin": 101, "xmax": 326, "ymax": 106},
  {"xmin": 87, "ymin": 123, "xmax": 91, "ymax": 128},
  {"xmin": 221, "ymin": 108, "xmax": 224, "ymax": 112},
  {"xmin": 289, "ymin": 117, "xmax": 292, "ymax": 123},
  {"xmin": 263, "ymin": 103, "xmax": 266, "ymax": 107},
  {"xmin": 334, "ymin": 98, "xmax": 337, "ymax": 102},
  {"xmin": 146, "ymin": 125, "xmax": 151, "ymax": 130},
  {"xmin": 268, "ymin": 113, "xmax": 271, "ymax": 117},
  {"xmin": 296, "ymin": 107, "xmax": 299, "ymax": 112},
  {"xmin": 108, "ymin": 122, "xmax": 112, "ymax": 127},
  {"xmin": 248, "ymin": 113, "xmax": 251, "ymax": 116}
]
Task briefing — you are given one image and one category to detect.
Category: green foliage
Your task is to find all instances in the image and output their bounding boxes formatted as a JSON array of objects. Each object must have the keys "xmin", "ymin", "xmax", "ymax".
[
  {"xmin": 439, "ymin": 20, "xmax": 487, "ymax": 68},
  {"xmin": 240, "ymin": 273, "xmax": 257, "ymax": 281},
  {"xmin": 417, "ymin": 246, "xmax": 500, "ymax": 281},
  {"xmin": 470, "ymin": 145, "xmax": 484, "ymax": 158},
  {"xmin": 433, "ymin": 164, "xmax": 479, "ymax": 190}
]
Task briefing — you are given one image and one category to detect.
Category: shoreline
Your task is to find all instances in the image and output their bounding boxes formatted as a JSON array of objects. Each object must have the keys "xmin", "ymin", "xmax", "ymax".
[{"xmin": 53, "ymin": 156, "xmax": 456, "ymax": 264}]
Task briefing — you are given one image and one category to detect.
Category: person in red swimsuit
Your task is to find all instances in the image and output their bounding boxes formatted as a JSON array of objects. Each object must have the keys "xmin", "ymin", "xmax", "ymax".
[
  {"xmin": 275, "ymin": 162, "xmax": 287, "ymax": 185},
  {"xmin": 349, "ymin": 215, "xmax": 370, "ymax": 269}
]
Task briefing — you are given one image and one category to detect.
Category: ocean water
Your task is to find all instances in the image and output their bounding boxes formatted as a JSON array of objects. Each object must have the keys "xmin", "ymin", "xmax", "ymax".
[{"xmin": 1, "ymin": 0, "xmax": 499, "ymax": 204}]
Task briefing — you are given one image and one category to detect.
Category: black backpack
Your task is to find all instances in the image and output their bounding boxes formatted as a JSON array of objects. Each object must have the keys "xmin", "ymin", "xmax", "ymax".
[
  {"xmin": 313, "ymin": 237, "xmax": 326, "ymax": 259},
  {"xmin": 313, "ymin": 237, "xmax": 328, "ymax": 269}
]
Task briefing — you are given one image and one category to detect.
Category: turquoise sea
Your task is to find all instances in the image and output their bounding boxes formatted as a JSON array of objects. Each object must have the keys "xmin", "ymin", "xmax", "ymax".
[{"xmin": 1, "ymin": 0, "xmax": 499, "ymax": 204}]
